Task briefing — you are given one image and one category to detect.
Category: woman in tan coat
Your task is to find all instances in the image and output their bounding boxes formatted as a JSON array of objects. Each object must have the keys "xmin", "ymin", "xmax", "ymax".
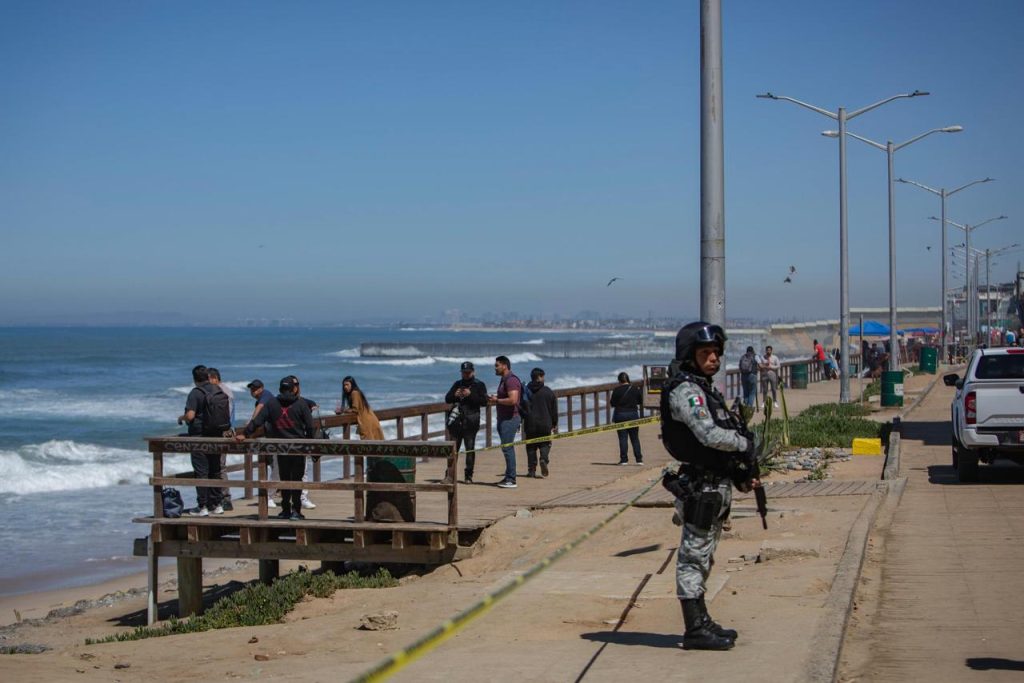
[{"xmin": 336, "ymin": 376, "xmax": 383, "ymax": 440}]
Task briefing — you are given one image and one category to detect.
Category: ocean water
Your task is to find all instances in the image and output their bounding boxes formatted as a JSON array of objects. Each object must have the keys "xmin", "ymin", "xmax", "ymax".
[{"xmin": 0, "ymin": 326, "xmax": 687, "ymax": 597}]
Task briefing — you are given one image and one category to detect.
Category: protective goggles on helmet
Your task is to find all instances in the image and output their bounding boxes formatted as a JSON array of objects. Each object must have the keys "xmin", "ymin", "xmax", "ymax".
[{"xmin": 693, "ymin": 324, "xmax": 726, "ymax": 346}]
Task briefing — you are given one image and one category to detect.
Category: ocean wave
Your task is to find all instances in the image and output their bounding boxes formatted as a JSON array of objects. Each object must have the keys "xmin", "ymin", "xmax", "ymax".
[
  {"xmin": 6, "ymin": 389, "xmax": 175, "ymax": 422},
  {"xmin": 351, "ymin": 357, "xmax": 437, "ymax": 367},
  {"xmin": 548, "ymin": 364, "xmax": 644, "ymax": 391},
  {"xmin": 433, "ymin": 352, "xmax": 543, "ymax": 366},
  {"xmin": 520, "ymin": 339, "xmax": 545, "ymax": 345},
  {"xmin": 0, "ymin": 440, "xmax": 190, "ymax": 496},
  {"xmin": 220, "ymin": 363, "xmax": 297, "ymax": 369},
  {"xmin": 327, "ymin": 348, "xmax": 360, "ymax": 358}
]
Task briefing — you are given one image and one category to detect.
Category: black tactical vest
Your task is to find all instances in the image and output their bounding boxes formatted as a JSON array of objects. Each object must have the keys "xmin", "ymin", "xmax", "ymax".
[{"xmin": 660, "ymin": 371, "xmax": 741, "ymax": 475}]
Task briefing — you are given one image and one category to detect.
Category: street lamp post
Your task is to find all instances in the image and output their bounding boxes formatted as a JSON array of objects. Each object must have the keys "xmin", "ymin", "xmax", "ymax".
[
  {"xmin": 823, "ymin": 126, "xmax": 963, "ymax": 370},
  {"xmin": 934, "ymin": 215, "xmax": 1010, "ymax": 348},
  {"xmin": 757, "ymin": 90, "xmax": 928, "ymax": 401},
  {"xmin": 896, "ymin": 177, "xmax": 993, "ymax": 362}
]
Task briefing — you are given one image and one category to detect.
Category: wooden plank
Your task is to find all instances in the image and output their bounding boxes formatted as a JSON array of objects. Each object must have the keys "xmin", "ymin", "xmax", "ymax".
[
  {"xmin": 392, "ymin": 531, "xmax": 407, "ymax": 550},
  {"xmin": 147, "ymin": 536, "xmax": 158, "ymax": 626},
  {"xmin": 176, "ymin": 557, "xmax": 203, "ymax": 617},
  {"xmin": 421, "ymin": 414, "xmax": 429, "ymax": 442},
  {"xmin": 581, "ymin": 392, "xmax": 587, "ymax": 428},
  {"xmin": 153, "ymin": 450, "xmax": 164, "ymax": 518},
  {"xmin": 154, "ymin": 539, "xmax": 456, "ymax": 565},
  {"xmin": 353, "ymin": 530, "xmax": 367, "ymax": 549},
  {"xmin": 429, "ymin": 532, "xmax": 446, "ymax": 551},
  {"xmin": 354, "ymin": 457, "xmax": 365, "ymax": 522},
  {"xmin": 566, "ymin": 395, "xmax": 574, "ymax": 432},
  {"xmin": 296, "ymin": 528, "xmax": 318, "ymax": 547},
  {"xmin": 396, "ymin": 416, "xmax": 404, "ymax": 440},
  {"xmin": 135, "ymin": 516, "xmax": 454, "ymax": 532},
  {"xmin": 150, "ymin": 477, "xmax": 453, "ymax": 493},
  {"xmin": 146, "ymin": 437, "xmax": 454, "ymax": 460},
  {"xmin": 243, "ymin": 451, "xmax": 253, "ymax": 499}
]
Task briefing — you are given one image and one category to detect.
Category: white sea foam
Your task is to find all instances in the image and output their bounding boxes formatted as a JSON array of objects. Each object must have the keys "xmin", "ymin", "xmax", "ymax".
[
  {"xmin": 434, "ymin": 352, "xmax": 543, "ymax": 366},
  {"xmin": 221, "ymin": 363, "xmax": 297, "ymax": 369},
  {"xmin": 7, "ymin": 389, "xmax": 175, "ymax": 422},
  {"xmin": 520, "ymin": 338, "xmax": 545, "ymax": 345},
  {"xmin": 327, "ymin": 348, "xmax": 361, "ymax": 358},
  {"xmin": 351, "ymin": 357, "xmax": 438, "ymax": 367},
  {"xmin": 548, "ymin": 364, "xmax": 645, "ymax": 391},
  {"xmin": 0, "ymin": 440, "xmax": 190, "ymax": 496}
]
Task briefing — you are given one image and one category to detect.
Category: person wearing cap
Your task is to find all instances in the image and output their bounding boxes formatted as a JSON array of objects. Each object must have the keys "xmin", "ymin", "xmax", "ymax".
[
  {"xmin": 248, "ymin": 379, "xmax": 281, "ymax": 508},
  {"xmin": 523, "ymin": 367, "xmax": 558, "ymax": 478},
  {"xmin": 284, "ymin": 374, "xmax": 318, "ymax": 510},
  {"xmin": 660, "ymin": 322, "xmax": 760, "ymax": 651},
  {"xmin": 237, "ymin": 377, "xmax": 315, "ymax": 520},
  {"xmin": 444, "ymin": 361, "xmax": 488, "ymax": 483}
]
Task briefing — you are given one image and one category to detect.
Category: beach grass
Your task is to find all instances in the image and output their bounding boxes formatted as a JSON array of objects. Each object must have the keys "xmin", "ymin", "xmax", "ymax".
[
  {"xmin": 765, "ymin": 402, "xmax": 881, "ymax": 450},
  {"xmin": 83, "ymin": 568, "xmax": 397, "ymax": 645}
]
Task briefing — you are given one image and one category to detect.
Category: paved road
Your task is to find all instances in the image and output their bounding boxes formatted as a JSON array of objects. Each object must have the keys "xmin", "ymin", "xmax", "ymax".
[{"xmin": 841, "ymin": 380, "xmax": 1024, "ymax": 681}]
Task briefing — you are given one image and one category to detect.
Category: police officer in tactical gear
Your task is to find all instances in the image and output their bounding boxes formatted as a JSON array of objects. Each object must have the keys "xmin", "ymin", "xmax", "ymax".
[{"xmin": 660, "ymin": 321, "xmax": 760, "ymax": 651}]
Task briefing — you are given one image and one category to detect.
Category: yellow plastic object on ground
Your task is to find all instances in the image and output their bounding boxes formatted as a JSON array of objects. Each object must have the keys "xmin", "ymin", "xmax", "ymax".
[{"xmin": 852, "ymin": 438, "xmax": 883, "ymax": 455}]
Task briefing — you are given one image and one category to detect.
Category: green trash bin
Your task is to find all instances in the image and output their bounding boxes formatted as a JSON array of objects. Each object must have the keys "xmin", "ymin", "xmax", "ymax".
[
  {"xmin": 919, "ymin": 347, "xmax": 938, "ymax": 374},
  {"xmin": 881, "ymin": 370, "xmax": 905, "ymax": 407},
  {"xmin": 790, "ymin": 362, "xmax": 809, "ymax": 389}
]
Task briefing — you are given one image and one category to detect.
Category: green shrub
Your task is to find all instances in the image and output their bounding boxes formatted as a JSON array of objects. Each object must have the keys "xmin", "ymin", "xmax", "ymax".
[
  {"xmin": 84, "ymin": 568, "xmax": 397, "ymax": 645},
  {"xmin": 763, "ymin": 402, "xmax": 882, "ymax": 449}
]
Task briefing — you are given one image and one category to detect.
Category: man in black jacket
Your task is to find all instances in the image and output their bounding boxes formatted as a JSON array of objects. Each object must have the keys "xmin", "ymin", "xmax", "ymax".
[
  {"xmin": 524, "ymin": 367, "xmax": 558, "ymax": 478},
  {"xmin": 445, "ymin": 361, "xmax": 489, "ymax": 484},
  {"xmin": 236, "ymin": 377, "xmax": 315, "ymax": 520}
]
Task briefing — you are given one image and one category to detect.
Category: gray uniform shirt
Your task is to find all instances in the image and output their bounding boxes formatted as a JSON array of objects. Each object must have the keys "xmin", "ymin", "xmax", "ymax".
[{"xmin": 667, "ymin": 380, "xmax": 749, "ymax": 453}]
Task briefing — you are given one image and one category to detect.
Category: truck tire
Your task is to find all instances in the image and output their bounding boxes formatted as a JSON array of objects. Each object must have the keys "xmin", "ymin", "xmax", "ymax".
[{"xmin": 957, "ymin": 449, "xmax": 979, "ymax": 483}]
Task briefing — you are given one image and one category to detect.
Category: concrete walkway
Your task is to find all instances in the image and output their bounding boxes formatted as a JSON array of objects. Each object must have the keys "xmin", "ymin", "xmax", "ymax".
[{"xmin": 839, "ymin": 376, "xmax": 1024, "ymax": 681}]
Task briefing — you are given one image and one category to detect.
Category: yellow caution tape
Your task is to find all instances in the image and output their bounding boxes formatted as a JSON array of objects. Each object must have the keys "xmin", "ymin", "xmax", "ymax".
[{"xmin": 348, "ymin": 465, "xmax": 663, "ymax": 682}]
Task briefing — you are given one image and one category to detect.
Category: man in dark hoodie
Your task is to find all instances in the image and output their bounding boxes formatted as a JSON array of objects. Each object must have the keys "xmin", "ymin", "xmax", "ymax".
[
  {"xmin": 444, "ymin": 361, "xmax": 489, "ymax": 483},
  {"xmin": 236, "ymin": 377, "xmax": 315, "ymax": 520},
  {"xmin": 523, "ymin": 367, "xmax": 558, "ymax": 478}
]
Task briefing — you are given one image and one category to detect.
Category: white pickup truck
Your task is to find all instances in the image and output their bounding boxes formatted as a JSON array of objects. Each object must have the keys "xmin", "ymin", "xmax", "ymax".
[{"xmin": 944, "ymin": 347, "xmax": 1024, "ymax": 482}]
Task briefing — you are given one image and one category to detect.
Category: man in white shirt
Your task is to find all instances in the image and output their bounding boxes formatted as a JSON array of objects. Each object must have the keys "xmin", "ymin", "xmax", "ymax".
[{"xmin": 757, "ymin": 346, "xmax": 781, "ymax": 410}]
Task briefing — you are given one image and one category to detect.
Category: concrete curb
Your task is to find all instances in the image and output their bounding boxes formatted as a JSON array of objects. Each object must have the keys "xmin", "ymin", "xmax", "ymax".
[{"xmin": 881, "ymin": 370, "xmax": 945, "ymax": 481}]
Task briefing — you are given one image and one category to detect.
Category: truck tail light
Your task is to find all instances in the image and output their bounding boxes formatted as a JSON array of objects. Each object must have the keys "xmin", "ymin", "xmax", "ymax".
[{"xmin": 965, "ymin": 391, "xmax": 977, "ymax": 425}]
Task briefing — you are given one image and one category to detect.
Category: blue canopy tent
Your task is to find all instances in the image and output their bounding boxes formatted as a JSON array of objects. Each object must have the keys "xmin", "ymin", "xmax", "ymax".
[{"xmin": 848, "ymin": 320, "xmax": 901, "ymax": 336}]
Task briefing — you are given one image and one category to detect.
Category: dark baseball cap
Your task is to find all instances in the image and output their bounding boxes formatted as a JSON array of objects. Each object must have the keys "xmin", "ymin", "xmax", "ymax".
[
  {"xmin": 460, "ymin": 361, "xmax": 474, "ymax": 371},
  {"xmin": 279, "ymin": 377, "xmax": 297, "ymax": 393},
  {"xmin": 246, "ymin": 379, "xmax": 264, "ymax": 390}
]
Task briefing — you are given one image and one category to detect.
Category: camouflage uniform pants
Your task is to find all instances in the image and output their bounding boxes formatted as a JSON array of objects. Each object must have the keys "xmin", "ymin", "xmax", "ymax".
[{"xmin": 675, "ymin": 477, "xmax": 732, "ymax": 599}]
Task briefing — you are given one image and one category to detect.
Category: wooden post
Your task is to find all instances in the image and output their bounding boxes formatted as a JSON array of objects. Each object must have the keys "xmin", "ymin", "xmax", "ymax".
[
  {"xmin": 146, "ymin": 535, "xmax": 159, "ymax": 626},
  {"xmin": 153, "ymin": 448, "xmax": 164, "ymax": 517},
  {"xmin": 567, "ymin": 395, "xmax": 574, "ymax": 432},
  {"xmin": 354, "ymin": 456, "xmax": 365, "ymax": 522},
  {"xmin": 243, "ymin": 450, "xmax": 253, "ymax": 499},
  {"xmin": 448, "ymin": 443, "xmax": 458, "ymax": 527},
  {"xmin": 604, "ymin": 390, "xmax": 612, "ymax": 424},
  {"xmin": 257, "ymin": 450, "xmax": 268, "ymax": 520},
  {"xmin": 313, "ymin": 455, "xmax": 321, "ymax": 482},
  {"xmin": 343, "ymin": 424, "xmax": 352, "ymax": 479},
  {"xmin": 176, "ymin": 557, "xmax": 203, "ymax": 618},
  {"xmin": 259, "ymin": 559, "xmax": 280, "ymax": 585},
  {"xmin": 593, "ymin": 391, "xmax": 600, "ymax": 425},
  {"xmin": 421, "ymin": 413, "xmax": 429, "ymax": 441},
  {"xmin": 485, "ymin": 405, "xmax": 493, "ymax": 446},
  {"xmin": 581, "ymin": 393, "xmax": 587, "ymax": 428},
  {"xmin": 396, "ymin": 416, "xmax": 404, "ymax": 439}
]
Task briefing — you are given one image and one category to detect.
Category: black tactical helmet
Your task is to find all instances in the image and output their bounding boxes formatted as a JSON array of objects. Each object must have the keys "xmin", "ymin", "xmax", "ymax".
[{"xmin": 675, "ymin": 321, "xmax": 727, "ymax": 368}]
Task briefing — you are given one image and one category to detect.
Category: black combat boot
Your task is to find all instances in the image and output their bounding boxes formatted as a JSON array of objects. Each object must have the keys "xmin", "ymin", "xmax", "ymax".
[
  {"xmin": 698, "ymin": 595, "xmax": 738, "ymax": 640},
  {"xmin": 681, "ymin": 599, "xmax": 734, "ymax": 650}
]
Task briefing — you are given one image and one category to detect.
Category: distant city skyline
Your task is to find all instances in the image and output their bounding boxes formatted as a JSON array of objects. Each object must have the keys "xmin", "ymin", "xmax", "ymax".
[{"xmin": 2, "ymin": 1, "xmax": 1022, "ymax": 325}]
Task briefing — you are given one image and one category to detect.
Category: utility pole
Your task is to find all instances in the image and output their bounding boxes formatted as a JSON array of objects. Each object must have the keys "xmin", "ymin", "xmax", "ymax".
[{"xmin": 699, "ymin": 0, "xmax": 726, "ymax": 331}]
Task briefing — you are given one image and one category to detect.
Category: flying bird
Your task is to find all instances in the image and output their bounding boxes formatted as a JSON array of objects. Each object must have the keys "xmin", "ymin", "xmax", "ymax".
[
  {"xmin": 926, "ymin": 245, "xmax": 932, "ymax": 251},
  {"xmin": 788, "ymin": 265, "xmax": 797, "ymax": 274},
  {"xmin": 783, "ymin": 276, "xmax": 793, "ymax": 283},
  {"xmin": 606, "ymin": 277, "xmax": 622, "ymax": 287}
]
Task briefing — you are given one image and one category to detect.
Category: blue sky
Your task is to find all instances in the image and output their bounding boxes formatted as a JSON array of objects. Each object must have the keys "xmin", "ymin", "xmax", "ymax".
[{"xmin": 1, "ymin": 0, "xmax": 1021, "ymax": 323}]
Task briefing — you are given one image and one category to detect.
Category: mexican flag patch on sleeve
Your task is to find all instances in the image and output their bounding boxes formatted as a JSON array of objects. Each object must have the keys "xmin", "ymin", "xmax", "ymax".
[{"xmin": 687, "ymin": 395, "xmax": 705, "ymax": 408}]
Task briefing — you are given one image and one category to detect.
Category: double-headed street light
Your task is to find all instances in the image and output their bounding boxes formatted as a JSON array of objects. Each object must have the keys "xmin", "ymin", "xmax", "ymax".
[
  {"xmin": 756, "ymin": 89, "xmax": 928, "ymax": 400},
  {"xmin": 822, "ymin": 126, "xmax": 963, "ymax": 370},
  {"xmin": 929, "ymin": 215, "xmax": 1008, "ymax": 347},
  {"xmin": 896, "ymin": 177, "xmax": 994, "ymax": 359}
]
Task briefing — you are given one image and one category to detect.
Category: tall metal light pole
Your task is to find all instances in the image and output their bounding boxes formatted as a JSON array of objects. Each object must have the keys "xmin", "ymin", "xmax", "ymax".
[
  {"xmin": 700, "ymin": 0, "xmax": 726, "ymax": 330},
  {"xmin": 933, "ymin": 215, "xmax": 1009, "ymax": 348},
  {"xmin": 756, "ymin": 90, "xmax": 928, "ymax": 401},
  {"xmin": 823, "ymin": 126, "xmax": 963, "ymax": 370},
  {"xmin": 896, "ymin": 177, "xmax": 993, "ymax": 361}
]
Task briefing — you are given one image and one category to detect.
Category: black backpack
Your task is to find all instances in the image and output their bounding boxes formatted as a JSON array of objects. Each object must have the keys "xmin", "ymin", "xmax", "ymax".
[
  {"xmin": 511, "ymin": 375, "xmax": 531, "ymax": 419},
  {"xmin": 200, "ymin": 385, "xmax": 232, "ymax": 436}
]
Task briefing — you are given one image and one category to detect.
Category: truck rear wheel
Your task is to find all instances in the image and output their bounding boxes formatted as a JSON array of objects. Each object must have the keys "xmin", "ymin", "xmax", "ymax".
[
  {"xmin": 957, "ymin": 449, "xmax": 979, "ymax": 483},
  {"xmin": 951, "ymin": 434, "xmax": 959, "ymax": 468}
]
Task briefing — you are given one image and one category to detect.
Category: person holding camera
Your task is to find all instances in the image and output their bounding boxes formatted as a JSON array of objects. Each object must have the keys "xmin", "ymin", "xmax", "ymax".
[{"xmin": 444, "ymin": 361, "xmax": 488, "ymax": 483}]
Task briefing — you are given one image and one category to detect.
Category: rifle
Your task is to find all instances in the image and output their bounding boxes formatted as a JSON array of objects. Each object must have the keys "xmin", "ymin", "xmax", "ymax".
[{"xmin": 754, "ymin": 483, "xmax": 768, "ymax": 529}]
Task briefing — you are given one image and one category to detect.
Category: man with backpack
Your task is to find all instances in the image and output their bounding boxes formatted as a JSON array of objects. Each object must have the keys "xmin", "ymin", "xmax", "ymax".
[
  {"xmin": 523, "ymin": 367, "xmax": 558, "ymax": 478},
  {"xmin": 444, "ymin": 361, "xmax": 489, "ymax": 483},
  {"xmin": 738, "ymin": 346, "xmax": 759, "ymax": 409},
  {"xmin": 177, "ymin": 365, "xmax": 231, "ymax": 517},
  {"xmin": 207, "ymin": 367, "xmax": 235, "ymax": 511},
  {"xmin": 488, "ymin": 355, "xmax": 525, "ymax": 489}
]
